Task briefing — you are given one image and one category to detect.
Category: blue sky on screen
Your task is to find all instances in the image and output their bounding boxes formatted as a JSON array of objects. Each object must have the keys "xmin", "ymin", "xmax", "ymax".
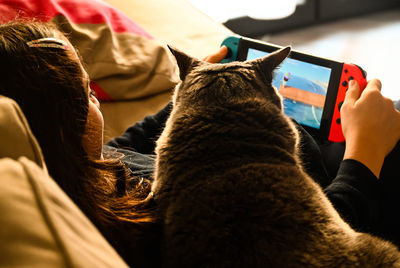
[{"xmin": 247, "ymin": 48, "xmax": 331, "ymax": 85}]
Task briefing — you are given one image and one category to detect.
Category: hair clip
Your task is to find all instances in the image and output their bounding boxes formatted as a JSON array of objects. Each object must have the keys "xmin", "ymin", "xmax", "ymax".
[{"xmin": 26, "ymin": 37, "xmax": 69, "ymax": 50}]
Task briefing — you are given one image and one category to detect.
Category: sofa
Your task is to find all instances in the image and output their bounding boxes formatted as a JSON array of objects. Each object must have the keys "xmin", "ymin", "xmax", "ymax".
[{"xmin": 0, "ymin": 0, "xmax": 232, "ymax": 266}]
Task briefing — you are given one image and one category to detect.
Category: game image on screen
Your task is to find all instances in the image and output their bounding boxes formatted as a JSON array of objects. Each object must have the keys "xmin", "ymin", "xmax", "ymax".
[{"xmin": 247, "ymin": 48, "xmax": 332, "ymax": 129}]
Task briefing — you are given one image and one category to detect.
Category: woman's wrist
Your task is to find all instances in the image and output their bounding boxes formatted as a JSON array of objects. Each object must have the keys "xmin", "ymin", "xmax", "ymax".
[{"xmin": 343, "ymin": 138, "xmax": 385, "ymax": 178}]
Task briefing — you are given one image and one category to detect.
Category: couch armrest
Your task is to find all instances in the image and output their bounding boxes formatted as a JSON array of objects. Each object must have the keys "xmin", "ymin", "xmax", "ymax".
[{"xmin": 103, "ymin": 0, "xmax": 233, "ymax": 59}]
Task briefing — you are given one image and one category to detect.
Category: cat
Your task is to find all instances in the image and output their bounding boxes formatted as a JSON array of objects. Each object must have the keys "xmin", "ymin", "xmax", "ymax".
[{"xmin": 149, "ymin": 46, "xmax": 400, "ymax": 267}]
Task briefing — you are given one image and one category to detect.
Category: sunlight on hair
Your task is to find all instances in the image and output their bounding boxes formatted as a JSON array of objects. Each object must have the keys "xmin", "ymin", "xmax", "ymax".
[{"xmin": 188, "ymin": 0, "xmax": 298, "ymax": 23}]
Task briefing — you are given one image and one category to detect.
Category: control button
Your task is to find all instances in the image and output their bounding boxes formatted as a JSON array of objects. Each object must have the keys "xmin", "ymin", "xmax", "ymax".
[
  {"xmin": 336, "ymin": 118, "xmax": 341, "ymax": 124},
  {"xmin": 338, "ymin": 101, "xmax": 344, "ymax": 111},
  {"xmin": 344, "ymin": 69, "xmax": 348, "ymax": 73},
  {"xmin": 348, "ymin": 76, "xmax": 354, "ymax": 81},
  {"xmin": 342, "ymin": 81, "xmax": 348, "ymax": 87}
]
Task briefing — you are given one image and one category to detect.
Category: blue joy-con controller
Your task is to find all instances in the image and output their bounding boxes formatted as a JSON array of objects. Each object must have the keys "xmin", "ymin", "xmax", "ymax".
[{"xmin": 220, "ymin": 36, "xmax": 241, "ymax": 63}]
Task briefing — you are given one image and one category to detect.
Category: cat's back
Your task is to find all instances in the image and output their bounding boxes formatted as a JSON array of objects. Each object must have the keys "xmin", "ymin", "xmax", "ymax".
[
  {"xmin": 159, "ymin": 157, "xmax": 400, "ymax": 268},
  {"xmin": 153, "ymin": 47, "xmax": 400, "ymax": 268}
]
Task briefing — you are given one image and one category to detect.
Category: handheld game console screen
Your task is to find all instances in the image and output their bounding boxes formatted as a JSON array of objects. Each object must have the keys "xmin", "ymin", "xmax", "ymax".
[{"xmin": 247, "ymin": 48, "xmax": 332, "ymax": 129}]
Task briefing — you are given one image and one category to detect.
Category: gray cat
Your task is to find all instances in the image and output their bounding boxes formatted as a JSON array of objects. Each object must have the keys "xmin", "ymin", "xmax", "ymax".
[{"xmin": 150, "ymin": 47, "xmax": 400, "ymax": 267}]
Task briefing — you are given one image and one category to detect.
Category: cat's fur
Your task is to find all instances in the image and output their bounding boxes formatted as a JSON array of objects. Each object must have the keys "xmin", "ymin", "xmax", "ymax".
[{"xmin": 150, "ymin": 47, "xmax": 400, "ymax": 267}]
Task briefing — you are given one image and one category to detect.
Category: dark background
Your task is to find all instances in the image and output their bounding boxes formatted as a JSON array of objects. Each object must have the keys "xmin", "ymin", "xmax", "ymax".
[{"xmin": 224, "ymin": 0, "xmax": 400, "ymax": 37}]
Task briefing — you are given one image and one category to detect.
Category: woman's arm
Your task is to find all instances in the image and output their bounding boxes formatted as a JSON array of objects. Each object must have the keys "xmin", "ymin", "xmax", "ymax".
[
  {"xmin": 324, "ymin": 159, "xmax": 379, "ymax": 232},
  {"xmin": 341, "ymin": 79, "xmax": 400, "ymax": 178},
  {"xmin": 300, "ymin": 79, "xmax": 400, "ymax": 233},
  {"xmin": 325, "ymin": 79, "xmax": 400, "ymax": 232},
  {"xmin": 106, "ymin": 102, "xmax": 172, "ymax": 154}
]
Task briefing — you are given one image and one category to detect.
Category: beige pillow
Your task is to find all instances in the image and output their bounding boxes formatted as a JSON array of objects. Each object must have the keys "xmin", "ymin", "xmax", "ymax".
[
  {"xmin": 0, "ymin": 157, "xmax": 128, "ymax": 268},
  {"xmin": 0, "ymin": 96, "xmax": 46, "ymax": 169},
  {"xmin": 0, "ymin": 96, "xmax": 128, "ymax": 267}
]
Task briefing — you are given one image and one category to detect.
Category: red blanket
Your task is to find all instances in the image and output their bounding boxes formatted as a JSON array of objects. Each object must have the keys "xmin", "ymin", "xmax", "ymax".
[{"xmin": 0, "ymin": 0, "xmax": 152, "ymax": 36}]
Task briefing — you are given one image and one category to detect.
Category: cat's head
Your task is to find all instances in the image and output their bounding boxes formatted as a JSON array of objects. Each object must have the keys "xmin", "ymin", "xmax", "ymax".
[{"xmin": 168, "ymin": 45, "xmax": 291, "ymax": 110}]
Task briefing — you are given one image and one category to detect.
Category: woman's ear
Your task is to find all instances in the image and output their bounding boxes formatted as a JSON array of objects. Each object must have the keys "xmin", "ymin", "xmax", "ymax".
[{"xmin": 168, "ymin": 45, "xmax": 201, "ymax": 81}]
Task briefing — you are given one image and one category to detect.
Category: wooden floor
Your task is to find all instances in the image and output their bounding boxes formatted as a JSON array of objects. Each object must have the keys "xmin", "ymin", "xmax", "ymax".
[{"xmin": 261, "ymin": 9, "xmax": 400, "ymax": 100}]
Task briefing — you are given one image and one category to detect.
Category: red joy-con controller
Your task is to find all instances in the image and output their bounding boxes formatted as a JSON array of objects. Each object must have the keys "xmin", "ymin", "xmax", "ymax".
[{"xmin": 328, "ymin": 63, "xmax": 368, "ymax": 142}]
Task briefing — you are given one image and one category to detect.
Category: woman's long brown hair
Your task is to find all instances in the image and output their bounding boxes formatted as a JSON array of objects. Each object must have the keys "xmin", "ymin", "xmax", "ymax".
[{"xmin": 0, "ymin": 21, "xmax": 159, "ymax": 266}]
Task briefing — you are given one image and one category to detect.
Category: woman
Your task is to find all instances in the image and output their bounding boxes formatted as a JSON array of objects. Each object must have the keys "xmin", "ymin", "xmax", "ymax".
[
  {"xmin": 0, "ymin": 21, "xmax": 154, "ymax": 267},
  {"xmin": 0, "ymin": 20, "xmax": 229, "ymax": 267},
  {"xmin": 1, "ymin": 21, "xmax": 400, "ymax": 267}
]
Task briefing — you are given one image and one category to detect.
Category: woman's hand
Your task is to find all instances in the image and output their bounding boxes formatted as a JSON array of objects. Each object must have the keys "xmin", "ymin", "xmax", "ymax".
[
  {"xmin": 202, "ymin": 46, "xmax": 228, "ymax": 63},
  {"xmin": 341, "ymin": 79, "xmax": 400, "ymax": 178}
]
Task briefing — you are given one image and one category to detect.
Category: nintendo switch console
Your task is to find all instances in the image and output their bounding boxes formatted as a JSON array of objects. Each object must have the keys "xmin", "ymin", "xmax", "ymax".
[{"xmin": 221, "ymin": 36, "xmax": 368, "ymax": 143}]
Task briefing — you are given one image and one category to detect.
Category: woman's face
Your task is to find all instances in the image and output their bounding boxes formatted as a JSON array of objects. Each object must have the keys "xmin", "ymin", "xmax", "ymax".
[
  {"xmin": 82, "ymin": 76, "xmax": 104, "ymax": 160},
  {"xmin": 66, "ymin": 41, "xmax": 104, "ymax": 160}
]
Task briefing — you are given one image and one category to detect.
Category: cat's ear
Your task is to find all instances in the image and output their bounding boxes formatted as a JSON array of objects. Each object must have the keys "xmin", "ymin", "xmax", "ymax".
[
  {"xmin": 256, "ymin": 46, "xmax": 291, "ymax": 71},
  {"xmin": 168, "ymin": 45, "xmax": 201, "ymax": 81}
]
